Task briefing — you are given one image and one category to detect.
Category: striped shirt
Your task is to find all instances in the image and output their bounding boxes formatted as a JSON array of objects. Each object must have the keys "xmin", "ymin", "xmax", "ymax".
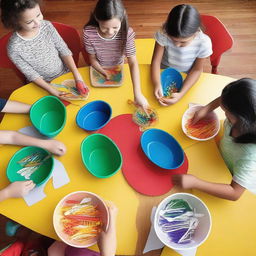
[
  {"xmin": 220, "ymin": 120, "xmax": 256, "ymax": 194},
  {"xmin": 7, "ymin": 20, "xmax": 72, "ymax": 82},
  {"xmin": 83, "ymin": 26, "xmax": 136, "ymax": 66},
  {"xmin": 155, "ymin": 30, "xmax": 212, "ymax": 72}
]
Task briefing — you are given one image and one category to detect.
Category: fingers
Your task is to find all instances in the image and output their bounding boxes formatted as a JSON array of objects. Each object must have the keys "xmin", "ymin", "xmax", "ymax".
[{"xmin": 25, "ymin": 180, "xmax": 36, "ymax": 191}]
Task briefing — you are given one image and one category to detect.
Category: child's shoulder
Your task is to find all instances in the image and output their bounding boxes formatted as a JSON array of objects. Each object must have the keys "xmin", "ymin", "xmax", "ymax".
[{"xmin": 197, "ymin": 30, "xmax": 211, "ymax": 44}]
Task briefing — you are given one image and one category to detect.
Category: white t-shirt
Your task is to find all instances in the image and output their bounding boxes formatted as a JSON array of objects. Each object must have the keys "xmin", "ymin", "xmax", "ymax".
[
  {"xmin": 220, "ymin": 120, "xmax": 256, "ymax": 194},
  {"xmin": 155, "ymin": 30, "xmax": 212, "ymax": 72}
]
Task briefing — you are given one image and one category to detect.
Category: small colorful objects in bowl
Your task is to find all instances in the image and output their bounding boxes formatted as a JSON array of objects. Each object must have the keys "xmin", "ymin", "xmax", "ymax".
[
  {"xmin": 141, "ymin": 128, "xmax": 184, "ymax": 169},
  {"xmin": 6, "ymin": 146, "xmax": 54, "ymax": 186},
  {"xmin": 90, "ymin": 65, "xmax": 123, "ymax": 87},
  {"xmin": 52, "ymin": 79, "xmax": 89, "ymax": 100},
  {"xmin": 154, "ymin": 193, "xmax": 211, "ymax": 250},
  {"xmin": 182, "ymin": 105, "xmax": 220, "ymax": 141},
  {"xmin": 53, "ymin": 191, "xmax": 109, "ymax": 248},
  {"xmin": 161, "ymin": 67, "xmax": 183, "ymax": 98}
]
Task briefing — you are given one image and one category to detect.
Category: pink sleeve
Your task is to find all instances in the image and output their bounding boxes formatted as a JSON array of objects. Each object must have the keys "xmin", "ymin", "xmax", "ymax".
[{"xmin": 125, "ymin": 27, "xmax": 136, "ymax": 57}]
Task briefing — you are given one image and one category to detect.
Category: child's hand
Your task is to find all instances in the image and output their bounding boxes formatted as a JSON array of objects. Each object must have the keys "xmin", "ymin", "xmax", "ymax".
[
  {"xmin": 134, "ymin": 94, "xmax": 150, "ymax": 113},
  {"xmin": 48, "ymin": 86, "xmax": 68, "ymax": 99},
  {"xmin": 102, "ymin": 70, "xmax": 111, "ymax": 80},
  {"xmin": 75, "ymin": 80, "xmax": 89, "ymax": 95},
  {"xmin": 191, "ymin": 106, "xmax": 210, "ymax": 125},
  {"xmin": 5, "ymin": 180, "xmax": 35, "ymax": 198},
  {"xmin": 158, "ymin": 92, "xmax": 182, "ymax": 106},
  {"xmin": 154, "ymin": 85, "xmax": 164, "ymax": 99},
  {"xmin": 43, "ymin": 140, "xmax": 66, "ymax": 156},
  {"xmin": 97, "ymin": 201, "xmax": 117, "ymax": 256},
  {"xmin": 172, "ymin": 174, "xmax": 198, "ymax": 190}
]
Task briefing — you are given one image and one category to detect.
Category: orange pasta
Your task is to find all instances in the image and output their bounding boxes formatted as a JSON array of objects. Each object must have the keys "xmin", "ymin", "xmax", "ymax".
[{"xmin": 185, "ymin": 117, "xmax": 218, "ymax": 139}]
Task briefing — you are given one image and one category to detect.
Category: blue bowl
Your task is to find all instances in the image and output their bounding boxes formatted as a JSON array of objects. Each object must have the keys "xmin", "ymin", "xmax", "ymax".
[
  {"xmin": 76, "ymin": 100, "xmax": 112, "ymax": 131},
  {"xmin": 161, "ymin": 67, "xmax": 183, "ymax": 97},
  {"xmin": 141, "ymin": 128, "xmax": 184, "ymax": 169}
]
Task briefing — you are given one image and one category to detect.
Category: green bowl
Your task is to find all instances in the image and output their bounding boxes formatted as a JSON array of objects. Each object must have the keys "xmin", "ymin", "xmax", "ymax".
[
  {"xmin": 81, "ymin": 134, "xmax": 122, "ymax": 178},
  {"xmin": 30, "ymin": 96, "xmax": 66, "ymax": 137},
  {"xmin": 6, "ymin": 146, "xmax": 54, "ymax": 186}
]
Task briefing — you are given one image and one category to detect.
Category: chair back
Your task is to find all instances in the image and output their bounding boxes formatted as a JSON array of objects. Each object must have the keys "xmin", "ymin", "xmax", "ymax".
[
  {"xmin": 52, "ymin": 22, "xmax": 81, "ymax": 66},
  {"xmin": 201, "ymin": 15, "xmax": 234, "ymax": 74}
]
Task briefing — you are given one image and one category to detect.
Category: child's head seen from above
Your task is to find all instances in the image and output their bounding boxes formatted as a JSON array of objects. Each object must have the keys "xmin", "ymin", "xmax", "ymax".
[
  {"xmin": 163, "ymin": 4, "xmax": 201, "ymax": 47},
  {"xmin": 221, "ymin": 78, "xmax": 256, "ymax": 143},
  {"xmin": 86, "ymin": 0, "xmax": 128, "ymax": 40},
  {"xmin": 1, "ymin": 0, "xmax": 42, "ymax": 32}
]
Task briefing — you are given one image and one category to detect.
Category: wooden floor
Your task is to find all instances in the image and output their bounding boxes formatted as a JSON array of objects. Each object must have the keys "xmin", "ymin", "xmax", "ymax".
[
  {"xmin": 0, "ymin": 0, "xmax": 256, "ymax": 101},
  {"xmin": 0, "ymin": 0, "xmax": 256, "ymax": 253}
]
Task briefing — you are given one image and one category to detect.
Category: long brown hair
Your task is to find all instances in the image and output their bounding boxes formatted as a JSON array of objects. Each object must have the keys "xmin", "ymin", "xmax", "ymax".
[{"xmin": 85, "ymin": 0, "xmax": 128, "ymax": 54}]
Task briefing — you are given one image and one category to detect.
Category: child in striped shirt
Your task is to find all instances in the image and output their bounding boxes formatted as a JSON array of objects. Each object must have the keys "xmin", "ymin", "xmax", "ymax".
[
  {"xmin": 0, "ymin": 0, "xmax": 88, "ymax": 98},
  {"xmin": 151, "ymin": 4, "xmax": 212, "ymax": 105},
  {"xmin": 83, "ymin": 0, "xmax": 149, "ymax": 111}
]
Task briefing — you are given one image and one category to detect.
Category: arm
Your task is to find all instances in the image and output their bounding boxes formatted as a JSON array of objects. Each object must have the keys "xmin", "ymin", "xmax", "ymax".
[
  {"xmin": 0, "ymin": 131, "xmax": 66, "ymax": 156},
  {"xmin": 0, "ymin": 181, "xmax": 35, "ymax": 202},
  {"xmin": 127, "ymin": 55, "xmax": 149, "ymax": 110},
  {"xmin": 98, "ymin": 202, "xmax": 118, "ymax": 256},
  {"xmin": 1, "ymin": 100, "xmax": 31, "ymax": 113},
  {"xmin": 151, "ymin": 42, "xmax": 165, "ymax": 99},
  {"xmin": 89, "ymin": 53, "xmax": 110, "ymax": 79},
  {"xmin": 160, "ymin": 57, "xmax": 205, "ymax": 105},
  {"xmin": 173, "ymin": 174, "xmax": 245, "ymax": 201},
  {"xmin": 192, "ymin": 96, "xmax": 221, "ymax": 124}
]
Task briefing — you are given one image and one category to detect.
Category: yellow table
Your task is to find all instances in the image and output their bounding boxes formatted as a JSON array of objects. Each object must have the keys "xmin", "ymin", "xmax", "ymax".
[{"xmin": 1, "ymin": 65, "xmax": 255, "ymax": 255}]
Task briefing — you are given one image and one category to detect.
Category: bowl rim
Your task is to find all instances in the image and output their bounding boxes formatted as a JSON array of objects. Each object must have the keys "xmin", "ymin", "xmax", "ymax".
[
  {"xmin": 30, "ymin": 95, "xmax": 67, "ymax": 137},
  {"xmin": 53, "ymin": 190, "xmax": 109, "ymax": 248},
  {"xmin": 154, "ymin": 192, "xmax": 212, "ymax": 250},
  {"xmin": 182, "ymin": 105, "xmax": 220, "ymax": 141},
  {"xmin": 80, "ymin": 133, "xmax": 123, "ymax": 178},
  {"xmin": 6, "ymin": 146, "xmax": 54, "ymax": 186},
  {"xmin": 76, "ymin": 100, "xmax": 112, "ymax": 131},
  {"xmin": 141, "ymin": 128, "xmax": 184, "ymax": 170},
  {"xmin": 160, "ymin": 67, "xmax": 183, "ymax": 93}
]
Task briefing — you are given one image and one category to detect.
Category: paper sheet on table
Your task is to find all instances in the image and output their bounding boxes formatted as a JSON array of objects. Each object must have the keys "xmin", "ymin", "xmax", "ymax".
[
  {"xmin": 23, "ymin": 158, "xmax": 70, "ymax": 206},
  {"xmin": 144, "ymin": 206, "xmax": 198, "ymax": 256},
  {"xmin": 19, "ymin": 126, "xmax": 49, "ymax": 139}
]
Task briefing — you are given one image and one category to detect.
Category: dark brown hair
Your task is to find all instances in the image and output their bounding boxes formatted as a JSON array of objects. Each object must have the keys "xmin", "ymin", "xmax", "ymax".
[
  {"xmin": 85, "ymin": 0, "xmax": 128, "ymax": 53},
  {"xmin": 163, "ymin": 4, "xmax": 201, "ymax": 38},
  {"xmin": 221, "ymin": 78, "xmax": 256, "ymax": 143},
  {"xmin": 1, "ymin": 0, "xmax": 41, "ymax": 30}
]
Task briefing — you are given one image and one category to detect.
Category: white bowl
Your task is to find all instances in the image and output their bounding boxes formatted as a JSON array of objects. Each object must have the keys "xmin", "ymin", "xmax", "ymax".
[
  {"xmin": 53, "ymin": 191, "xmax": 109, "ymax": 248},
  {"xmin": 154, "ymin": 193, "xmax": 212, "ymax": 250},
  {"xmin": 182, "ymin": 105, "xmax": 220, "ymax": 141}
]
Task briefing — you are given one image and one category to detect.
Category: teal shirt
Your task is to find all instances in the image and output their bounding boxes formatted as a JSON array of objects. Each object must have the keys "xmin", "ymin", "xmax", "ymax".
[{"xmin": 220, "ymin": 120, "xmax": 256, "ymax": 194}]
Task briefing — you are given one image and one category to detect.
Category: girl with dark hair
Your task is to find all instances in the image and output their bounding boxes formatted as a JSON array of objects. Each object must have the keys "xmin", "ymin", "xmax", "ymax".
[
  {"xmin": 173, "ymin": 78, "xmax": 256, "ymax": 201},
  {"xmin": 151, "ymin": 4, "xmax": 212, "ymax": 105},
  {"xmin": 83, "ymin": 0, "xmax": 149, "ymax": 111},
  {"xmin": 0, "ymin": 0, "xmax": 88, "ymax": 98}
]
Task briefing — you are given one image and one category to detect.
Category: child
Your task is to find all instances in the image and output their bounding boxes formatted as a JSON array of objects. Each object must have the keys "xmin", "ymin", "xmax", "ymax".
[
  {"xmin": 0, "ymin": 98, "xmax": 66, "ymax": 202},
  {"xmin": 151, "ymin": 4, "xmax": 212, "ymax": 105},
  {"xmin": 48, "ymin": 202, "xmax": 117, "ymax": 256},
  {"xmin": 173, "ymin": 78, "xmax": 256, "ymax": 201},
  {"xmin": 83, "ymin": 0, "xmax": 149, "ymax": 111},
  {"xmin": 0, "ymin": 0, "xmax": 88, "ymax": 98}
]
